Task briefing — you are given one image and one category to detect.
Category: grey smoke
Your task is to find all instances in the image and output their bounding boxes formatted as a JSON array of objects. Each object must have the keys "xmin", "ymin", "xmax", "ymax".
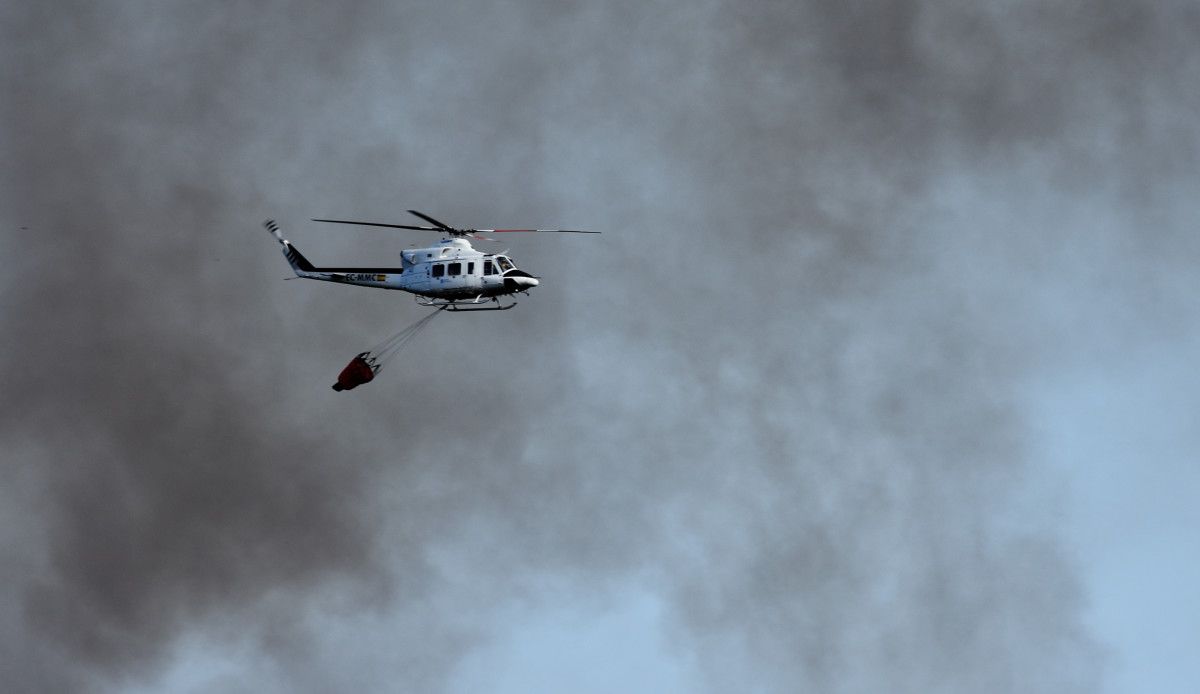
[{"xmin": 4, "ymin": 1, "xmax": 1196, "ymax": 692}]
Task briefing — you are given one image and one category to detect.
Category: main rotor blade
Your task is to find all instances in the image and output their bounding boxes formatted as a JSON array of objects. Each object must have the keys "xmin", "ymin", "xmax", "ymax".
[
  {"xmin": 312, "ymin": 218, "xmax": 442, "ymax": 231},
  {"xmin": 474, "ymin": 228, "xmax": 600, "ymax": 234},
  {"xmin": 407, "ymin": 210, "xmax": 454, "ymax": 230}
]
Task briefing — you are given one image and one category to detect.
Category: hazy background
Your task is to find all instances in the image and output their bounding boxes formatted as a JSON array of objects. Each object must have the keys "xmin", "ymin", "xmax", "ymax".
[{"xmin": 3, "ymin": 1, "xmax": 1197, "ymax": 692}]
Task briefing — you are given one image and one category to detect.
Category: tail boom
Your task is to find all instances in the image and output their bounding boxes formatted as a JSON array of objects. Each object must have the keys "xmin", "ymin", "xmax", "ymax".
[{"xmin": 263, "ymin": 219, "xmax": 405, "ymax": 289}]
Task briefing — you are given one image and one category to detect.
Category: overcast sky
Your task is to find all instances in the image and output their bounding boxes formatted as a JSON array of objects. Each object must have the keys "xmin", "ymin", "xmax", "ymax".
[{"xmin": 3, "ymin": 2, "xmax": 1197, "ymax": 692}]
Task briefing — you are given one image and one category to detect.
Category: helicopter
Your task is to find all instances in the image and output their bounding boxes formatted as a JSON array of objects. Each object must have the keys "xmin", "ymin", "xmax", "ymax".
[{"xmin": 264, "ymin": 210, "xmax": 597, "ymax": 311}]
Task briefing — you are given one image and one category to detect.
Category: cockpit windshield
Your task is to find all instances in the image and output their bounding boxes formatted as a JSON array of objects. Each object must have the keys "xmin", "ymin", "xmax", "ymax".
[{"xmin": 495, "ymin": 256, "xmax": 514, "ymax": 273}]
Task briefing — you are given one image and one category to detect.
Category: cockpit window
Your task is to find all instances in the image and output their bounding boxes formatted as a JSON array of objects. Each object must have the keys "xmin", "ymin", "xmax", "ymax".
[
  {"xmin": 483, "ymin": 260, "xmax": 495, "ymax": 275},
  {"xmin": 496, "ymin": 256, "xmax": 514, "ymax": 273}
]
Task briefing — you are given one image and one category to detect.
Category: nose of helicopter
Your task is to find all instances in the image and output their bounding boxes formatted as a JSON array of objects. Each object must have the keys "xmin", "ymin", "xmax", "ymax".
[{"xmin": 503, "ymin": 271, "xmax": 540, "ymax": 292}]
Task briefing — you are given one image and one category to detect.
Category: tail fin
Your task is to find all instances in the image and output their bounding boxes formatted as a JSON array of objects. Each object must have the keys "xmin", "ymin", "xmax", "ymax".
[{"xmin": 264, "ymin": 219, "xmax": 316, "ymax": 273}]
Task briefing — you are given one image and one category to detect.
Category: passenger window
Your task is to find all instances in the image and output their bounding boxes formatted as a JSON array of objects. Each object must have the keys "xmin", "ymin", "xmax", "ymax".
[
  {"xmin": 448, "ymin": 262, "xmax": 462, "ymax": 276},
  {"xmin": 483, "ymin": 260, "xmax": 494, "ymax": 275},
  {"xmin": 467, "ymin": 262, "xmax": 475, "ymax": 275},
  {"xmin": 432, "ymin": 264, "xmax": 445, "ymax": 278}
]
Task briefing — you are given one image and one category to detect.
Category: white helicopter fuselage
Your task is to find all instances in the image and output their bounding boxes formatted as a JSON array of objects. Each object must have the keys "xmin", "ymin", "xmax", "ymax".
[{"xmin": 366, "ymin": 238, "xmax": 525, "ymax": 298}]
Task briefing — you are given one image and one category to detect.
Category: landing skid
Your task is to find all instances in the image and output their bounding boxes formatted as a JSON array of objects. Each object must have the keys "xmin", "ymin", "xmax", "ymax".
[{"xmin": 416, "ymin": 295, "xmax": 517, "ymax": 312}]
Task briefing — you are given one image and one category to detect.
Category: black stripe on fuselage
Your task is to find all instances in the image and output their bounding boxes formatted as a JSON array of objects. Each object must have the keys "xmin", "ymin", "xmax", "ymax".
[{"xmin": 313, "ymin": 267, "xmax": 405, "ymax": 273}]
